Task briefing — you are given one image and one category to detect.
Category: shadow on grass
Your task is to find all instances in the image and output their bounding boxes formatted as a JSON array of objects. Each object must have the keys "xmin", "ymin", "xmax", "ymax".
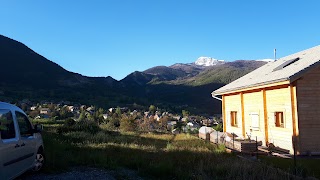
[
  {"xmin": 54, "ymin": 130, "xmax": 170, "ymax": 150},
  {"xmin": 42, "ymin": 131, "xmax": 224, "ymax": 179},
  {"xmin": 38, "ymin": 129, "xmax": 312, "ymax": 180},
  {"xmin": 260, "ymin": 156, "xmax": 320, "ymax": 179}
]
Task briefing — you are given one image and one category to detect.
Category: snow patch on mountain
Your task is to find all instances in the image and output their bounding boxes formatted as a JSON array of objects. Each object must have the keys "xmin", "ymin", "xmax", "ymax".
[{"xmin": 195, "ymin": 57, "xmax": 225, "ymax": 66}]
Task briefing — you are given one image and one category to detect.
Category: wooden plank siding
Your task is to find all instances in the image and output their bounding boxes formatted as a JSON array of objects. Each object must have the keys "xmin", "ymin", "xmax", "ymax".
[
  {"xmin": 243, "ymin": 91, "xmax": 266, "ymax": 145},
  {"xmin": 224, "ymin": 94, "xmax": 242, "ymax": 137},
  {"xmin": 223, "ymin": 85, "xmax": 296, "ymax": 153},
  {"xmin": 265, "ymin": 86, "xmax": 295, "ymax": 153},
  {"xmin": 221, "ymin": 72, "xmax": 320, "ymax": 155},
  {"xmin": 296, "ymin": 66, "xmax": 320, "ymax": 155}
]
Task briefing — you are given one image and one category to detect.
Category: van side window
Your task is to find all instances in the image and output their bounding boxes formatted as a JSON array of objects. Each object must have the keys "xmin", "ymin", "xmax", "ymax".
[
  {"xmin": 0, "ymin": 109, "xmax": 16, "ymax": 139},
  {"xmin": 15, "ymin": 111, "xmax": 33, "ymax": 137}
]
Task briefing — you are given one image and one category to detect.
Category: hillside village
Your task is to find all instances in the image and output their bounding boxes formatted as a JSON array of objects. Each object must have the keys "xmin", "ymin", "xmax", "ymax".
[{"xmin": 16, "ymin": 99, "xmax": 222, "ymax": 134}]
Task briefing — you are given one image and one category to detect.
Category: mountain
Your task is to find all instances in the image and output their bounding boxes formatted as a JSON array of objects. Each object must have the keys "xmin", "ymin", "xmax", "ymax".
[
  {"xmin": 0, "ymin": 35, "xmax": 120, "ymax": 106},
  {"xmin": 0, "ymin": 35, "xmax": 117, "ymax": 88},
  {"xmin": 0, "ymin": 34, "xmax": 266, "ymax": 115},
  {"xmin": 0, "ymin": 35, "xmax": 77, "ymax": 88},
  {"xmin": 116, "ymin": 59, "xmax": 266, "ymax": 115},
  {"xmin": 143, "ymin": 66, "xmax": 188, "ymax": 81},
  {"xmin": 181, "ymin": 60, "xmax": 267, "ymax": 86},
  {"xmin": 141, "ymin": 57, "xmax": 226, "ymax": 82},
  {"xmin": 140, "ymin": 59, "xmax": 266, "ymax": 86}
]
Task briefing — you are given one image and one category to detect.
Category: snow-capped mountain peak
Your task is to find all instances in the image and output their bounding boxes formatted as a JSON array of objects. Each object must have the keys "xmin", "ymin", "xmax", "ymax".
[{"xmin": 195, "ymin": 57, "xmax": 225, "ymax": 66}]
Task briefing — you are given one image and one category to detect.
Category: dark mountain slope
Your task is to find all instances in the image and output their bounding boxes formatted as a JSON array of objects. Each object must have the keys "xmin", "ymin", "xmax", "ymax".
[
  {"xmin": 120, "ymin": 71, "xmax": 154, "ymax": 86},
  {"xmin": 0, "ymin": 35, "xmax": 120, "ymax": 105},
  {"xmin": 143, "ymin": 66, "xmax": 188, "ymax": 81},
  {"xmin": 169, "ymin": 63, "xmax": 204, "ymax": 76},
  {"xmin": 0, "ymin": 35, "xmax": 94, "ymax": 88}
]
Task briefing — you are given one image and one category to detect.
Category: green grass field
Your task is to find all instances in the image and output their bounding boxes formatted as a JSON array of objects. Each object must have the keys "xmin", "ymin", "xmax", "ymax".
[{"xmin": 36, "ymin": 119, "xmax": 319, "ymax": 179}]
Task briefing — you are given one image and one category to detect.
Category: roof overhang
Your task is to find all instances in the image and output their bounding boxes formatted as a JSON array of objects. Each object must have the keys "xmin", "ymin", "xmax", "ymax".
[
  {"xmin": 289, "ymin": 60, "xmax": 320, "ymax": 83},
  {"xmin": 212, "ymin": 79, "xmax": 290, "ymax": 96}
]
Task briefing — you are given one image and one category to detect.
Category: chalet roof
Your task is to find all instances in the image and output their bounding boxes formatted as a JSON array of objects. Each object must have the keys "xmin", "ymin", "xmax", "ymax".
[{"xmin": 213, "ymin": 45, "xmax": 320, "ymax": 95}]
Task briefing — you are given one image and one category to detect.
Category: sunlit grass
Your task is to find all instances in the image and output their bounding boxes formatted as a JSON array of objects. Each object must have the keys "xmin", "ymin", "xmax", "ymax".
[{"xmin": 85, "ymin": 142, "xmax": 158, "ymax": 152}]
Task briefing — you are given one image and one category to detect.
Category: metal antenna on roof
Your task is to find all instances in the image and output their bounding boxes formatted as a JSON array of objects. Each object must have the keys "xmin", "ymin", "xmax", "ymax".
[{"xmin": 274, "ymin": 48, "xmax": 277, "ymax": 61}]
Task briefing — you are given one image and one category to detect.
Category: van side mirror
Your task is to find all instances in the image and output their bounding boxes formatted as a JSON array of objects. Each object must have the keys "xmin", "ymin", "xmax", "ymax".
[{"xmin": 34, "ymin": 124, "xmax": 43, "ymax": 133}]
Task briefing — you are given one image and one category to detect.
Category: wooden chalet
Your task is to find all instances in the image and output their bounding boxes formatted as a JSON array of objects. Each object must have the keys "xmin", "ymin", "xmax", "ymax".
[{"xmin": 212, "ymin": 45, "xmax": 320, "ymax": 155}]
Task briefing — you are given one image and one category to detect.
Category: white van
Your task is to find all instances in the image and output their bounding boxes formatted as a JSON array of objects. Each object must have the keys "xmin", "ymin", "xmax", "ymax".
[{"xmin": 0, "ymin": 102, "xmax": 44, "ymax": 180}]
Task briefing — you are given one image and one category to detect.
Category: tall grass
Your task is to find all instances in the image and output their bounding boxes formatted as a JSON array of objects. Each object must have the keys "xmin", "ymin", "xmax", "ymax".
[{"xmin": 38, "ymin": 120, "xmax": 316, "ymax": 179}]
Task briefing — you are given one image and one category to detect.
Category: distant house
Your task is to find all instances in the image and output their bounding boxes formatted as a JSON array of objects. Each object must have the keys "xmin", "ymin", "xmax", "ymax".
[
  {"xmin": 212, "ymin": 45, "xmax": 320, "ymax": 155},
  {"xmin": 109, "ymin": 108, "xmax": 115, "ymax": 113},
  {"xmin": 30, "ymin": 106, "xmax": 37, "ymax": 111},
  {"xmin": 181, "ymin": 117, "xmax": 188, "ymax": 122},
  {"xmin": 144, "ymin": 111, "xmax": 149, "ymax": 117},
  {"xmin": 154, "ymin": 114, "xmax": 161, "ymax": 121},
  {"xmin": 167, "ymin": 121, "xmax": 177, "ymax": 130},
  {"xmin": 102, "ymin": 114, "xmax": 108, "ymax": 120},
  {"xmin": 68, "ymin": 106, "xmax": 78, "ymax": 112},
  {"xmin": 86, "ymin": 106, "xmax": 95, "ymax": 112},
  {"xmin": 80, "ymin": 105, "xmax": 87, "ymax": 111},
  {"xmin": 40, "ymin": 108, "xmax": 50, "ymax": 115},
  {"xmin": 130, "ymin": 110, "xmax": 138, "ymax": 115},
  {"xmin": 201, "ymin": 119, "xmax": 213, "ymax": 126},
  {"xmin": 86, "ymin": 106, "xmax": 95, "ymax": 114},
  {"xmin": 172, "ymin": 116, "xmax": 181, "ymax": 121},
  {"xmin": 162, "ymin": 112, "xmax": 169, "ymax": 116},
  {"xmin": 187, "ymin": 121, "xmax": 201, "ymax": 129}
]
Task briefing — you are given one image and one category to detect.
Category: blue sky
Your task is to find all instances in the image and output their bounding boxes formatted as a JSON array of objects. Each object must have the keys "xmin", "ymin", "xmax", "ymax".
[{"xmin": 1, "ymin": 1, "xmax": 319, "ymax": 80}]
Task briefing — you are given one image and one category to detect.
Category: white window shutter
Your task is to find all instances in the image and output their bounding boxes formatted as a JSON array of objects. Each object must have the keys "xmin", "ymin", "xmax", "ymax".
[
  {"xmin": 268, "ymin": 112, "xmax": 275, "ymax": 127},
  {"xmin": 250, "ymin": 113, "xmax": 259, "ymax": 130}
]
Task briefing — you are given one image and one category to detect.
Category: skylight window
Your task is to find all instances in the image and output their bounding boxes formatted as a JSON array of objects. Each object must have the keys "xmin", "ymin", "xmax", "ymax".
[{"xmin": 273, "ymin": 57, "xmax": 300, "ymax": 71}]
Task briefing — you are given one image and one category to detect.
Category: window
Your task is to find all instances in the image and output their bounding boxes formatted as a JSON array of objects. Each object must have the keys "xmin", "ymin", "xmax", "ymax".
[
  {"xmin": 16, "ymin": 111, "xmax": 33, "ymax": 137},
  {"xmin": 0, "ymin": 109, "xmax": 16, "ymax": 139},
  {"xmin": 275, "ymin": 112, "xmax": 284, "ymax": 128},
  {"xmin": 230, "ymin": 111, "xmax": 238, "ymax": 127}
]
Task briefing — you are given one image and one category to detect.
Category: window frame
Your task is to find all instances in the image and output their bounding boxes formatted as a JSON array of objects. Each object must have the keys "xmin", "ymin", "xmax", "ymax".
[
  {"xmin": 230, "ymin": 111, "xmax": 238, "ymax": 127},
  {"xmin": 274, "ymin": 111, "xmax": 285, "ymax": 128}
]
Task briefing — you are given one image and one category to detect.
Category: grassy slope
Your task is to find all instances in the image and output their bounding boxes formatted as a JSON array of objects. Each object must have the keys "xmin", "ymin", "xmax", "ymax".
[{"xmin": 35, "ymin": 119, "xmax": 319, "ymax": 179}]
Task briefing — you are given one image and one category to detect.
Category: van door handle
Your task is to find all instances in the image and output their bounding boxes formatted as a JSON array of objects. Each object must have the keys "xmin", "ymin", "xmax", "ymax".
[
  {"xmin": 15, "ymin": 144, "xmax": 20, "ymax": 148},
  {"xmin": 21, "ymin": 143, "xmax": 25, "ymax": 147}
]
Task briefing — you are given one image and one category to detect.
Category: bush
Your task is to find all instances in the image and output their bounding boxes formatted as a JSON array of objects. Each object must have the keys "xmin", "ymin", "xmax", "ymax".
[
  {"xmin": 64, "ymin": 118, "xmax": 76, "ymax": 126},
  {"xmin": 120, "ymin": 115, "xmax": 137, "ymax": 132},
  {"xmin": 57, "ymin": 119, "xmax": 100, "ymax": 134},
  {"xmin": 102, "ymin": 117, "xmax": 120, "ymax": 130},
  {"xmin": 213, "ymin": 124, "xmax": 223, "ymax": 132}
]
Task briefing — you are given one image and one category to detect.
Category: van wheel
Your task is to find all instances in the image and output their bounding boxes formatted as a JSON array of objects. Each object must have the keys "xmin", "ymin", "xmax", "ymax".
[{"xmin": 32, "ymin": 150, "xmax": 45, "ymax": 172}]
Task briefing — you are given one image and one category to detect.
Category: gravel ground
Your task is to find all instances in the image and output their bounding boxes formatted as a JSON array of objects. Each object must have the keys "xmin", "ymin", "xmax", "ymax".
[{"xmin": 18, "ymin": 167, "xmax": 144, "ymax": 180}]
